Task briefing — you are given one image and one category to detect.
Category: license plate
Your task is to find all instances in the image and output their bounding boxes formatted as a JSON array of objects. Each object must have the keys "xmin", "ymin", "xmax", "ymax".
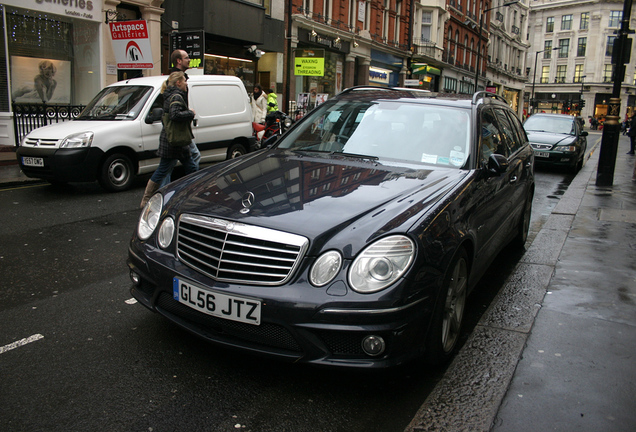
[
  {"xmin": 535, "ymin": 151, "xmax": 550, "ymax": 158},
  {"xmin": 22, "ymin": 156, "xmax": 44, "ymax": 167},
  {"xmin": 173, "ymin": 277, "xmax": 261, "ymax": 325}
]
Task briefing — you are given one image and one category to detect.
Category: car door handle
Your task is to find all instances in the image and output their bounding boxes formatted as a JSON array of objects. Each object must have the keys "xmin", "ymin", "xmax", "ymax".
[{"xmin": 509, "ymin": 175, "xmax": 518, "ymax": 183}]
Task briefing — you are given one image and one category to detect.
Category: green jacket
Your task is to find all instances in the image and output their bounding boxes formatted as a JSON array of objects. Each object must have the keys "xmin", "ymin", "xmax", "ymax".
[{"xmin": 267, "ymin": 92, "xmax": 278, "ymax": 112}]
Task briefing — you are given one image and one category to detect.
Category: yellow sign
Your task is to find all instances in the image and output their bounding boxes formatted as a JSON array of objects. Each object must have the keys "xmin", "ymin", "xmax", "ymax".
[{"xmin": 294, "ymin": 49, "xmax": 325, "ymax": 76}]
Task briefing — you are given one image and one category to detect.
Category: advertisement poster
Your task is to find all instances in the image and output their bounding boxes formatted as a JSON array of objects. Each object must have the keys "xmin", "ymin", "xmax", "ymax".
[
  {"xmin": 11, "ymin": 56, "xmax": 71, "ymax": 104},
  {"xmin": 109, "ymin": 20, "xmax": 154, "ymax": 69}
]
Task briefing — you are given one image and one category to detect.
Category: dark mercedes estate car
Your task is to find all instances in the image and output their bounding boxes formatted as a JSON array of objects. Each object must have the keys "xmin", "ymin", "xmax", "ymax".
[
  {"xmin": 523, "ymin": 113, "xmax": 588, "ymax": 173},
  {"xmin": 128, "ymin": 88, "xmax": 535, "ymax": 368}
]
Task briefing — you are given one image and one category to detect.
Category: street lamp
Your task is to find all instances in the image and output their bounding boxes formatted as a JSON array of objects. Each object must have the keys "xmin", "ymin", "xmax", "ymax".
[
  {"xmin": 530, "ymin": 47, "xmax": 559, "ymax": 114},
  {"xmin": 474, "ymin": 0, "xmax": 519, "ymax": 92}
]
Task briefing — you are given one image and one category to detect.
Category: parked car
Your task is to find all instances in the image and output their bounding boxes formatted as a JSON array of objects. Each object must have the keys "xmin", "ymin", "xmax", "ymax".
[
  {"xmin": 523, "ymin": 113, "xmax": 588, "ymax": 173},
  {"xmin": 16, "ymin": 75, "xmax": 255, "ymax": 191},
  {"xmin": 127, "ymin": 88, "xmax": 535, "ymax": 369}
]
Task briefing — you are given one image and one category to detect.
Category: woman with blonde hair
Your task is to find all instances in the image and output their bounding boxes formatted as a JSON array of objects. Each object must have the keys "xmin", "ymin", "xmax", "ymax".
[{"xmin": 140, "ymin": 71, "xmax": 197, "ymax": 208}]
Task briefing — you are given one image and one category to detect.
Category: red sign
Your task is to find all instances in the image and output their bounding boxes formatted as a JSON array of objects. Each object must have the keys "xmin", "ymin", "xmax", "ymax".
[{"xmin": 109, "ymin": 20, "xmax": 154, "ymax": 69}]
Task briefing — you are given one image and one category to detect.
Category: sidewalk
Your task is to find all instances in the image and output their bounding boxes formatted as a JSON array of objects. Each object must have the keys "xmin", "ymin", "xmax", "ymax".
[{"xmin": 406, "ymin": 133, "xmax": 636, "ymax": 431}]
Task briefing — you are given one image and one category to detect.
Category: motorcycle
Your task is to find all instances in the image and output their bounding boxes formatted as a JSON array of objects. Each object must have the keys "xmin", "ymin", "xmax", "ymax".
[{"xmin": 252, "ymin": 111, "xmax": 293, "ymax": 149}]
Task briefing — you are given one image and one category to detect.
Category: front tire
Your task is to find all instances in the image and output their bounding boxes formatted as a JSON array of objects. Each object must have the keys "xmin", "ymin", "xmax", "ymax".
[
  {"xmin": 424, "ymin": 249, "xmax": 469, "ymax": 365},
  {"xmin": 98, "ymin": 153, "xmax": 134, "ymax": 192}
]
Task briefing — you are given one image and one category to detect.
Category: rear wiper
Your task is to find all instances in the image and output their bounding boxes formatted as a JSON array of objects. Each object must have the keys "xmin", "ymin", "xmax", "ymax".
[{"xmin": 330, "ymin": 151, "xmax": 379, "ymax": 161}]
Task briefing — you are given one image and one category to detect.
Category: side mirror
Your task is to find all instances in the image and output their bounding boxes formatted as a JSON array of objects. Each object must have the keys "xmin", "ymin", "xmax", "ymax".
[
  {"xmin": 581, "ymin": 131, "xmax": 588, "ymax": 137},
  {"xmin": 145, "ymin": 107, "xmax": 163, "ymax": 124},
  {"xmin": 487, "ymin": 154, "xmax": 509, "ymax": 176}
]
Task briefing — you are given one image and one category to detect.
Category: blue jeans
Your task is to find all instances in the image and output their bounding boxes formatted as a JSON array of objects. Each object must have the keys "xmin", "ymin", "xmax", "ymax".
[
  {"xmin": 151, "ymin": 151, "xmax": 197, "ymax": 185},
  {"xmin": 157, "ymin": 141, "xmax": 200, "ymax": 188}
]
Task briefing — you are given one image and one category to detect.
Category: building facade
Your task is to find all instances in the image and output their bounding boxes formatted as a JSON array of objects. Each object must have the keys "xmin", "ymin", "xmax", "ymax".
[
  {"xmin": 485, "ymin": 0, "xmax": 530, "ymax": 116},
  {"xmin": 288, "ymin": 0, "xmax": 411, "ymax": 116},
  {"xmin": 526, "ymin": 0, "xmax": 636, "ymax": 121}
]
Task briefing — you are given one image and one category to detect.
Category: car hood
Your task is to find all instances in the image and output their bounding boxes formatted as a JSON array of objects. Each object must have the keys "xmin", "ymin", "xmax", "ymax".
[
  {"xmin": 24, "ymin": 120, "xmax": 137, "ymax": 141},
  {"xmin": 164, "ymin": 150, "xmax": 467, "ymax": 255},
  {"xmin": 525, "ymin": 130, "xmax": 575, "ymax": 146}
]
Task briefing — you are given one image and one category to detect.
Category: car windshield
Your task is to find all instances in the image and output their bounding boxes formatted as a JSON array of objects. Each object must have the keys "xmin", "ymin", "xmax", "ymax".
[
  {"xmin": 524, "ymin": 116, "xmax": 575, "ymax": 135},
  {"xmin": 278, "ymin": 99, "xmax": 471, "ymax": 168},
  {"xmin": 77, "ymin": 85, "xmax": 152, "ymax": 120}
]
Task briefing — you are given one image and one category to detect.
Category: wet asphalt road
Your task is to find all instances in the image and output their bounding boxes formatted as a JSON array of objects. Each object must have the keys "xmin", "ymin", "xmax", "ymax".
[{"xmin": 0, "ymin": 165, "xmax": 578, "ymax": 432}]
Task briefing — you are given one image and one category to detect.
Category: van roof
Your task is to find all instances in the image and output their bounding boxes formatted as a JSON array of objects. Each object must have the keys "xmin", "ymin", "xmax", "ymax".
[{"xmin": 107, "ymin": 74, "xmax": 245, "ymax": 88}]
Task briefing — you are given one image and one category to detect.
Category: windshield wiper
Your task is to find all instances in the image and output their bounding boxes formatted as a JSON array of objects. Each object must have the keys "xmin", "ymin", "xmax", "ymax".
[{"xmin": 330, "ymin": 151, "xmax": 379, "ymax": 161}]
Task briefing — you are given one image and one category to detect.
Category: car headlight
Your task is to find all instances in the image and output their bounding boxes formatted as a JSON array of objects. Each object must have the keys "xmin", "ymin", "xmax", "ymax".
[
  {"xmin": 59, "ymin": 132, "xmax": 93, "ymax": 148},
  {"xmin": 137, "ymin": 193, "xmax": 163, "ymax": 240},
  {"xmin": 157, "ymin": 217, "xmax": 175, "ymax": 248},
  {"xmin": 555, "ymin": 145, "xmax": 576, "ymax": 152},
  {"xmin": 349, "ymin": 235, "xmax": 415, "ymax": 294},
  {"xmin": 310, "ymin": 250, "xmax": 342, "ymax": 286}
]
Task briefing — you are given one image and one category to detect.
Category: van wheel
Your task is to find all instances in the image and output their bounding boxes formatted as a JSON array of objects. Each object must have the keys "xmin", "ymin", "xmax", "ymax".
[
  {"xmin": 227, "ymin": 143, "xmax": 247, "ymax": 159},
  {"xmin": 98, "ymin": 153, "xmax": 134, "ymax": 192}
]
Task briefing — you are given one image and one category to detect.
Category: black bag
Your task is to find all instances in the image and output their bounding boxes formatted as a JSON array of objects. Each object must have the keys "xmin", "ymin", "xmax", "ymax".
[{"xmin": 162, "ymin": 96, "xmax": 193, "ymax": 147}]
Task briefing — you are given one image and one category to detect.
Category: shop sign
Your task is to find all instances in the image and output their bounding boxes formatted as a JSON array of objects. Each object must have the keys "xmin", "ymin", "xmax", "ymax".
[
  {"xmin": 170, "ymin": 31, "xmax": 205, "ymax": 69},
  {"xmin": 369, "ymin": 67, "xmax": 391, "ymax": 85},
  {"xmin": 5, "ymin": 0, "xmax": 102, "ymax": 22},
  {"xmin": 109, "ymin": 20, "xmax": 154, "ymax": 69},
  {"xmin": 486, "ymin": 86, "xmax": 496, "ymax": 93},
  {"xmin": 294, "ymin": 49, "xmax": 325, "ymax": 76}
]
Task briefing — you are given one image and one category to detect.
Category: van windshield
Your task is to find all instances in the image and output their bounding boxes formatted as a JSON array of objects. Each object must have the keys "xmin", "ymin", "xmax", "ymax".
[{"xmin": 77, "ymin": 86, "xmax": 152, "ymax": 120}]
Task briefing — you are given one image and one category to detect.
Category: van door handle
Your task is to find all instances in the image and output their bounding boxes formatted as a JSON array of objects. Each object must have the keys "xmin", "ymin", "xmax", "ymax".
[{"xmin": 193, "ymin": 119, "xmax": 198, "ymax": 127}]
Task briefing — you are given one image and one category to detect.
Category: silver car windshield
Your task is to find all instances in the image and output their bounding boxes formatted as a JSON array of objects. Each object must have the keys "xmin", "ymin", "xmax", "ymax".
[
  {"xmin": 278, "ymin": 100, "xmax": 471, "ymax": 168},
  {"xmin": 77, "ymin": 86, "xmax": 152, "ymax": 120}
]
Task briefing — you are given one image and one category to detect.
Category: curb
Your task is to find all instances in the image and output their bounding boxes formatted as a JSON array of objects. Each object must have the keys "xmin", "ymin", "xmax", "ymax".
[{"xmin": 404, "ymin": 137, "xmax": 602, "ymax": 432}]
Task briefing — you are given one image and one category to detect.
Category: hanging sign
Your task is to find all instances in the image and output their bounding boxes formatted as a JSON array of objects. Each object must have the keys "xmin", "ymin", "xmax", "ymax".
[
  {"xmin": 109, "ymin": 20, "xmax": 154, "ymax": 69},
  {"xmin": 170, "ymin": 31, "xmax": 205, "ymax": 69},
  {"xmin": 294, "ymin": 49, "xmax": 325, "ymax": 76}
]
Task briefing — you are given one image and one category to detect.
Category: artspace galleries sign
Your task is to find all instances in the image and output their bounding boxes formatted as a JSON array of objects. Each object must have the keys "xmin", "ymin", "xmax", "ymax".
[{"xmin": 109, "ymin": 20, "xmax": 154, "ymax": 69}]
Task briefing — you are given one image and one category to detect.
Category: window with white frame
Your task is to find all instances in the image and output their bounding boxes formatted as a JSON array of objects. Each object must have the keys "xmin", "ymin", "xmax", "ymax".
[
  {"xmin": 556, "ymin": 65, "xmax": 567, "ymax": 83},
  {"xmin": 558, "ymin": 39, "xmax": 569, "ymax": 58},
  {"xmin": 609, "ymin": 11, "xmax": 622, "ymax": 28},
  {"xmin": 546, "ymin": 17, "xmax": 554, "ymax": 32},
  {"xmin": 580, "ymin": 12, "xmax": 589, "ymax": 30},
  {"xmin": 574, "ymin": 64, "xmax": 584, "ymax": 82},
  {"xmin": 561, "ymin": 14, "xmax": 572, "ymax": 30},
  {"xmin": 541, "ymin": 66, "xmax": 550, "ymax": 84},
  {"xmin": 577, "ymin": 37, "xmax": 587, "ymax": 57},
  {"xmin": 603, "ymin": 64, "xmax": 613, "ymax": 82},
  {"xmin": 606, "ymin": 36, "xmax": 616, "ymax": 57},
  {"xmin": 421, "ymin": 11, "xmax": 432, "ymax": 42}
]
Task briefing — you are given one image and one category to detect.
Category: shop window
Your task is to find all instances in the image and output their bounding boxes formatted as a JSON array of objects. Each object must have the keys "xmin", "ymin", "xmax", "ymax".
[{"xmin": 6, "ymin": 7, "xmax": 100, "ymax": 105}]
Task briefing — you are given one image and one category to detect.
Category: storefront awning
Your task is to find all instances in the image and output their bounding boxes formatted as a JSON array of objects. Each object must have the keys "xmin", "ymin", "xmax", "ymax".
[{"xmin": 412, "ymin": 64, "xmax": 441, "ymax": 76}]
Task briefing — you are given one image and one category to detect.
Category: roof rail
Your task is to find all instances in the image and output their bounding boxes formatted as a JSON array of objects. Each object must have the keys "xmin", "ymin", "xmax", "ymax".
[
  {"xmin": 337, "ymin": 86, "xmax": 408, "ymax": 95},
  {"xmin": 471, "ymin": 91, "xmax": 509, "ymax": 106}
]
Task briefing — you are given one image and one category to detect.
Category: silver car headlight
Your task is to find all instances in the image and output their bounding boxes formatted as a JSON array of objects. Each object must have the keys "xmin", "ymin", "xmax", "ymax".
[
  {"xmin": 138, "ymin": 193, "xmax": 163, "ymax": 240},
  {"xmin": 349, "ymin": 235, "xmax": 415, "ymax": 294},
  {"xmin": 310, "ymin": 250, "xmax": 342, "ymax": 287},
  {"xmin": 157, "ymin": 217, "xmax": 175, "ymax": 249},
  {"xmin": 59, "ymin": 131, "xmax": 93, "ymax": 148}
]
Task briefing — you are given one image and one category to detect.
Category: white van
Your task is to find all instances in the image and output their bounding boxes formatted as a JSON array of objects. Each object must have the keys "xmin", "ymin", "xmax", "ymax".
[{"xmin": 16, "ymin": 75, "xmax": 255, "ymax": 191}]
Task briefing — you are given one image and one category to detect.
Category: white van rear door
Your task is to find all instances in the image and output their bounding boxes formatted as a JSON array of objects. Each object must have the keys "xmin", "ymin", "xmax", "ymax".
[{"xmin": 189, "ymin": 82, "xmax": 252, "ymax": 162}]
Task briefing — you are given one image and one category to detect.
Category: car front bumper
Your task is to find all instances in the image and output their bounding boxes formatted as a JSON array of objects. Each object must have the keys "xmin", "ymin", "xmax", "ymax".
[
  {"xmin": 16, "ymin": 146, "xmax": 104, "ymax": 182},
  {"xmin": 127, "ymin": 240, "xmax": 437, "ymax": 369}
]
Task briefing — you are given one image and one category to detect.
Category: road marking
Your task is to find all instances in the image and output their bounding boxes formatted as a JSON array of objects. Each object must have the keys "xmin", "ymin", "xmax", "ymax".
[{"xmin": 0, "ymin": 334, "xmax": 44, "ymax": 354}]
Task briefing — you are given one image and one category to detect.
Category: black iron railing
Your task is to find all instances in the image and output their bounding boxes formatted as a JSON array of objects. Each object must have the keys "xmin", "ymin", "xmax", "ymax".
[{"xmin": 12, "ymin": 103, "xmax": 85, "ymax": 146}]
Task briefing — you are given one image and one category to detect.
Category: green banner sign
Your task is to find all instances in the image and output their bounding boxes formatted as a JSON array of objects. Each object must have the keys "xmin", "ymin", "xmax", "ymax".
[{"xmin": 294, "ymin": 49, "xmax": 325, "ymax": 76}]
